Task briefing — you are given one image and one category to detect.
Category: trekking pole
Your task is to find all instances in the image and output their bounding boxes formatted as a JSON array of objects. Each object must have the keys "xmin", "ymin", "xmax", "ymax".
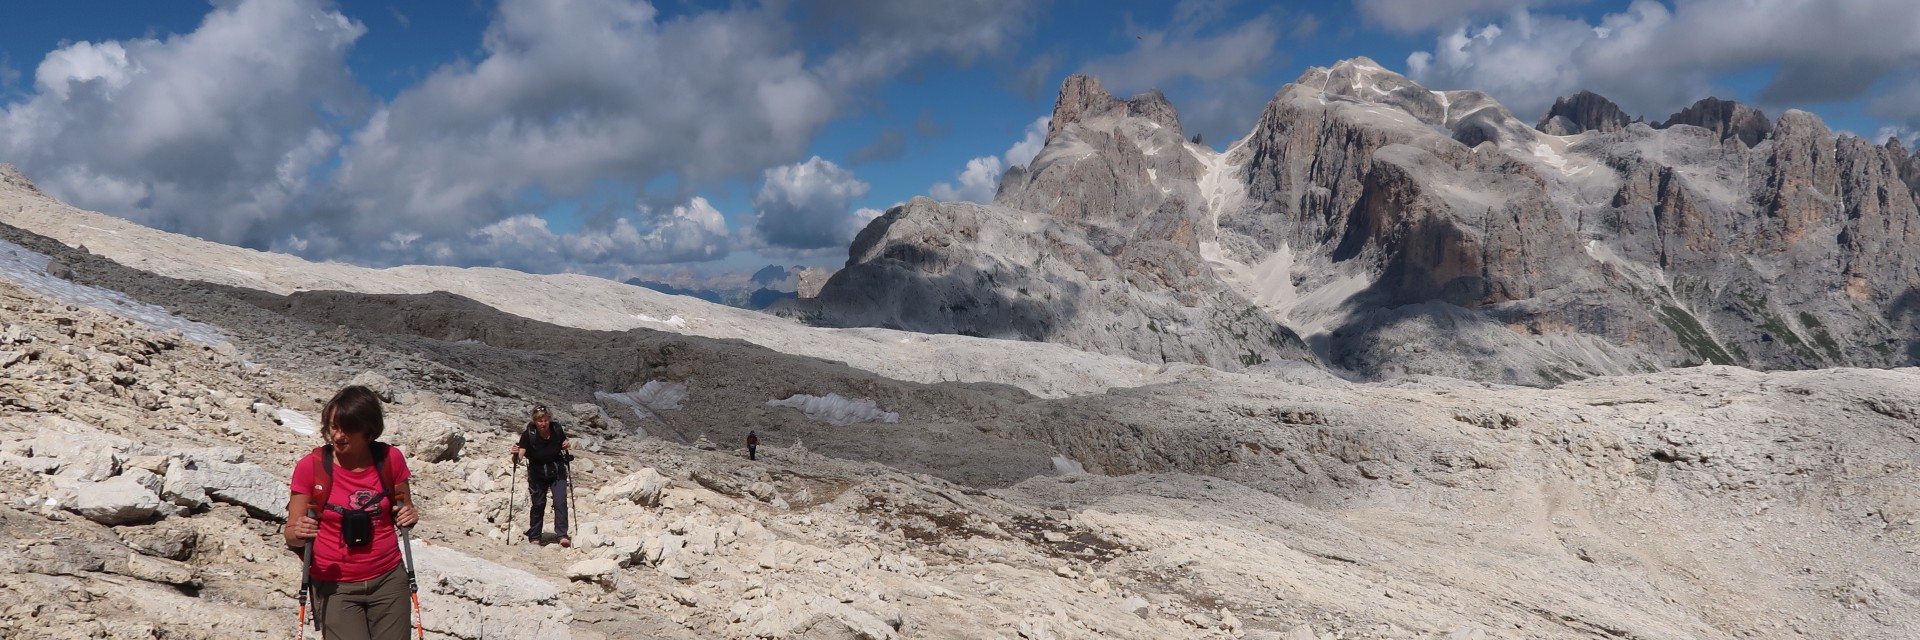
[
  {"xmin": 563, "ymin": 453, "xmax": 576, "ymax": 537},
  {"xmin": 397, "ymin": 502, "xmax": 424, "ymax": 640},
  {"xmin": 505, "ymin": 456, "xmax": 518, "ymax": 546},
  {"xmin": 297, "ymin": 538, "xmax": 313, "ymax": 640},
  {"xmin": 296, "ymin": 505, "xmax": 319, "ymax": 639}
]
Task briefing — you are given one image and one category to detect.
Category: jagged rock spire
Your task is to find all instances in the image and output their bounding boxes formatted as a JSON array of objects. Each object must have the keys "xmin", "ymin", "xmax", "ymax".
[
  {"xmin": 1047, "ymin": 75, "xmax": 1125, "ymax": 142},
  {"xmin": 1662, "ymin": 97, "xmax": 1773, "ymax": 147},
  {"xmin": 1536, "ymin": 91, "xmax": 1634, "ymax": 136}
]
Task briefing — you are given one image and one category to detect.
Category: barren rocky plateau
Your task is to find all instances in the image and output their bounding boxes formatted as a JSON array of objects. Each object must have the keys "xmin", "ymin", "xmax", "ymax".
[{"xmin": 1, "ymin": 177, "xmax": 1920, "ymax": 639}]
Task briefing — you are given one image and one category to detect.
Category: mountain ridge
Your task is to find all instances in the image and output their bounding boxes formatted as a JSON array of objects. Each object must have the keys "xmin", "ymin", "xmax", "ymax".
[{"xmin": 802, "ymin": 58, "xmax": 1920, "ymax": 385}]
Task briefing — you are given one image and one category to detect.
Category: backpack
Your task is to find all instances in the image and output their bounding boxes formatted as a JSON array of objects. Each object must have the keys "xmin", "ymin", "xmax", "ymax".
[
  {"xmin": 308, "ymin": 443, "xmax": 407, "ymax": 548},
  {"xmin": 522, "ymin": 423, "xmax": 568, "ymax": 483}
]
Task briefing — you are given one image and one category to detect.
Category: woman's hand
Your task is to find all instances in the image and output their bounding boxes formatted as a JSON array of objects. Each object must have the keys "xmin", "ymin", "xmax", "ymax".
[
  {"xmin": 284, "ymin": 513, "xmax": 319, "ymax": 548},
  {"xmin": 394, "ymin": 502, "xmax": 419, "ymax": 529},
  {"xmin": 510, "ymin": 444, "xmax": 524, "ymax": 459},
  {"xmin": 560, "ymin": 439, "xmax": 571, "ymax": 451}
]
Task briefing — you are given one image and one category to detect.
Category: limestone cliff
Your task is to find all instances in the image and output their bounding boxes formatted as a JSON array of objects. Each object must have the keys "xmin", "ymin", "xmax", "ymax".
[
  {"xmin": 807, "ymin": 59, "xmax": 1920, "ymax": 384},
  {"xmin": 791, "ymin": 75, "xmax": 1315, "ymax": 370}
]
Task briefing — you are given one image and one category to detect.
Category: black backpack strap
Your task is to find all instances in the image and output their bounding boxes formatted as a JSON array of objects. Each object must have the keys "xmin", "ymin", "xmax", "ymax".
[
  {"xmin": 320, "ymin": 443, "xmax": 396, "ymax": 517},
  {"xmin": 320, "ymin": 444, "xmax": 335, "ymax": 500},
  {"xmin": 372, "ymin": 442, "xmax": 401, "ymax": 521}
]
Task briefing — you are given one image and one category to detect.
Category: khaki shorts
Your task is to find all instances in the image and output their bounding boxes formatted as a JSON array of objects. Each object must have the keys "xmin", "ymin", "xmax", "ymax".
[{"xmin": 312, "ymin": 564, "xmax": 412, "ymax": 640}]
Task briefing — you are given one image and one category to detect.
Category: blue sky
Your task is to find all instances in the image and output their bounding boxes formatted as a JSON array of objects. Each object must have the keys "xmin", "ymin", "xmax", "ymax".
[{"xmin": 3, "ymin": 0, "xmax": 1917, "ymax": 285}]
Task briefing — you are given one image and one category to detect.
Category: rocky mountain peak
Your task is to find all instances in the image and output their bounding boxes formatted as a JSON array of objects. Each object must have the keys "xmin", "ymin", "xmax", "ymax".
[
  {"xmin": 0, "ymin": 164, "xmax": 39, "ymax": 195},
  {"xmin": 1535, "ymin": 90, "xmax": 1634, "ymax": 136},
  {"xmin": 1125, "ymin": 88, "xmax": 1183, "ymax": 136},
  {"xmin": 1309, "ymin": 57, "xmax": 1426, "ymax": 101},
  {"xmin": 1769, "ymin": 108, "xmax": 1828, "ymax": 140},
  {"xmin": 1046, "ymin": 74, "xmax": 1125, "ymax": 142},
  {"xmin": 1661, "ymin": 97, "xmax": 1773, "ymax": 147},
  {"xmin": 1886, "ymin": 137, "xmax": 1920, "ymax": 192}
]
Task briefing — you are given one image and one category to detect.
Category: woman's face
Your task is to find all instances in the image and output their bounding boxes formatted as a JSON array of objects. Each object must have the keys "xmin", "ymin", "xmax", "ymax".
[
  {"xmin": 534, "ymin": 415, "xmax": 551, "ymax": 431},
  {"xmin": 327, "ymin": 420, "xmax": 369, "ymax": 455}
]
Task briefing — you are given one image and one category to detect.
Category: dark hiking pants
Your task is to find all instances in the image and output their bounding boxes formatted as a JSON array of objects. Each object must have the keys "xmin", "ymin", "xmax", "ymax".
[
  {"xmin": 526, "ymin": 470, "xmax": 569, "ymax": 540},
  {"xmin": 314, "ymin": 564, "xmax": 411, "ymax": 640}
]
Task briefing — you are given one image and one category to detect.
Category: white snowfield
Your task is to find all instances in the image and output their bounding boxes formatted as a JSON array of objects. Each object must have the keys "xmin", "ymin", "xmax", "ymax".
[
  {"xmin": 0, "ymin": 165, "xmax": 1164, "ymax": 399},
  {"xmin": 0, "ymin": 237, "xmax": 227, "ymax": 346}
]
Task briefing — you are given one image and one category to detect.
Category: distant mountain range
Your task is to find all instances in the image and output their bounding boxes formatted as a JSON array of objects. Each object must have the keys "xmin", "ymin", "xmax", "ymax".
[
  {"xmin": 625, "ymin": 264, "xmax": 833, "ymax": 310},
  {"xmin": 787, "ymin": 58, "xmax": 1920, "ymax": 385}
]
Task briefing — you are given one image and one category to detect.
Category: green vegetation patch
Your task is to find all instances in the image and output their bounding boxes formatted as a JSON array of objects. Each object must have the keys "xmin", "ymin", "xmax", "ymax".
[
  {"xmin": 1657, "ymin": 303, "xmax": 1737, "ymax": 365},
  {"xmin": 1798, "ymin": 312, "xmax": 1844, "ymax": 361}
]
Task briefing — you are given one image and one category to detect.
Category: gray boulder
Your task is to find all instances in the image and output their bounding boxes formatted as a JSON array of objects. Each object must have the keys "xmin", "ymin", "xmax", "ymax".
[
  {"xmin": 162, "ymin": 457, "xmax": 285, "ymax": 519},
  {"xmin": 116, "ymin": 524, "xmax": 199, "ymax": 561},
  {"xmin": 347, "ymin": 370, "xmax": 395, "ymax": 402},
  {"xmin": 394, "ymin": 411, "xmax": 465, "ymax": 463},
  {"xmin": 50, "ymin": 474, "xmax": 162, "ymax": 525},
  {"xmin": 598, "ymin": 468, "xmax": 668, "ymax": 507},
  {"xmin": 411, "ymin": 542, "xmax": 571, "ymax": 639}
]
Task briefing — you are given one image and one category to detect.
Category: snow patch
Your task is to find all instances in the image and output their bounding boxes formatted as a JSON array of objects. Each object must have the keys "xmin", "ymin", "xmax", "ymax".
[
  {"xmin": 767, "ymin": 393, "xmax": 899, "ymax": 426},
  {"xmin": 1051, "ymin": 455, "xmax": 1087, "ymax": 475},
  {"xmin": 0, "ymin": 238, "xmax": 226, "ymax": 346},
  {"xmin": 634, "ymin": 313, "xmax": 687, "ymax": 328},
  {"xmin": 275, "ymin": 409, "xmax": 317, "ymax": 436},
  {"xmin": 596, "ymin": 380, "xmax": 687, "ymax": 420},
  {"xmin": 1529, "ymin": 143, "xmax": 1567, "ymax": 171}
]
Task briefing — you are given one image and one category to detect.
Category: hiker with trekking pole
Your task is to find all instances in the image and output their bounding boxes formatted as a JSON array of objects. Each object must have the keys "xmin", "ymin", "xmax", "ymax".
[
  {"xmin": 511, "ymin": 404, "xmax": 573, "ymax": 547},
  {"xmin": 284, "ymin": 385, "xmax": 424, "ymax": 640}
]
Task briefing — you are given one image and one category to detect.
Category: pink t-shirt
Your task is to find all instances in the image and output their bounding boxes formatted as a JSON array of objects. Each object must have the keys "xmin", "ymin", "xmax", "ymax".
[{"xmin": 290, "ymin": 446, "xmax": 413, "ymax": 583}]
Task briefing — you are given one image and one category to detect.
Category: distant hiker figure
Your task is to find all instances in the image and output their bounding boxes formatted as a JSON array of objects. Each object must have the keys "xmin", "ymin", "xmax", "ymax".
[
  {"xmin": 747, "ymin": 431, "xmax": 759, "ymax": 461},
  {"xmin": 511, "ymin": 405, "xmax": 571, "ymax": 547},
  {"xmin": 284, "ymin": 385, "xmax": 420, "ymax": 640}
]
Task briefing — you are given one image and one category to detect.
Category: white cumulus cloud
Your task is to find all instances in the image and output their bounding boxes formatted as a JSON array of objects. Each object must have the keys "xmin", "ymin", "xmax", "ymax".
[
  {"xmin": 744, "ymin": 156, "xmax": 873, "ymax": 253},
  {"xmin": 0, "ymin": 0, "xmax": 365, "ymax": 247},
  {"xmin": 1355, "ymin": 0, "xmax": 1573, "ymax": 32},
  {"xmin": 929, "ymin": 156, "xmax": 1005, "ymax": 204},
  {"xmin": 407, "ymin": 197, "xmax": 732, "ymax": 271},
  {"xmin": 328, "ymin": 0, "xmax": 836, "ymax": 246},
  {"xmin": 1405, "ymin": 0, "xmax": 1920, "ymax": 122},
  {"xmin": 0, "ymin": 0, "xmax": 1032, "ymax": 277},
  {"xmin": 930, "ymin": 115, "xmax": 1050, "ymax": 205}
]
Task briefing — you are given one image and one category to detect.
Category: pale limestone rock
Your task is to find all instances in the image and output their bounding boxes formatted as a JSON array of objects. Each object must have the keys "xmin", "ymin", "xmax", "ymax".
[
  {"xmin": 115, "ymin": 553, "xmax": 199, "ymax": 587},
  {"xmin": 50, "ymin": 474, "xmax": 160, "ymax": 525},
  {"xmin": 566, "ymin": 558, "xmax": 619, "ymax": 582},
  {"xmin": 160, "ymin": 457, "xmax": 283, "ymax": 519},
  {"xmin": 115, "ymin": 524, "xmax": 198, "ymax": 561},
  {"xmin": 395, "ymin": 410, "xmax": 465, "ymax": 463},
  {"xmin": 598, "ymin": 468, "xmax": 667, "ymax": 507}
]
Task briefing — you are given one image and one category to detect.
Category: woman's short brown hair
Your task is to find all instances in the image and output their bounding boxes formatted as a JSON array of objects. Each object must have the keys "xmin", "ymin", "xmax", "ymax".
[
  {"xmin": 531, "ymin": 404, "xmax": 551, "ymax": 420},
  {"xmin": 324, "ymin": 385, "xmax": 385, "ymax": 441}
]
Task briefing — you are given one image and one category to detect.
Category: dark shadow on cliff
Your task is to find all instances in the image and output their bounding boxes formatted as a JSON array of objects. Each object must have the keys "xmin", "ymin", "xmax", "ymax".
[
  {"xmin": 1889, "ymin": 287, "xmax": 1920, "ymax": 365},
  {"xmin": 778, "ymin": 241, "xmax": 1085, "ymax": 345}
]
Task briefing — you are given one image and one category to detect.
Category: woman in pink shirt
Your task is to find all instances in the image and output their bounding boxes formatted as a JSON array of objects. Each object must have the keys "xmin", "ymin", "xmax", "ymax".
[{"xmin": 283, "ymin": 386, "xmax": 420, "ymax": 640}]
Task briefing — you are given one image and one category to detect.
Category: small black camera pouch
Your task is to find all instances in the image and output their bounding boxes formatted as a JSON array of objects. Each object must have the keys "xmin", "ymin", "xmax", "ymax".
[{"xmin": 336, "ymin": 505, "xmax": 377, "ymax": 547}]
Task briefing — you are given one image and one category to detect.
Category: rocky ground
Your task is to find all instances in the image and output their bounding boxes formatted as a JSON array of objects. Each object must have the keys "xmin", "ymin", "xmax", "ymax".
[
  {"xmin": 5, "ymin": 153, "xmax": 1920, "ymax": 639},
  {"xmin": 4, "ymin": 218, "xmax": 1920, "ymax": 639}
]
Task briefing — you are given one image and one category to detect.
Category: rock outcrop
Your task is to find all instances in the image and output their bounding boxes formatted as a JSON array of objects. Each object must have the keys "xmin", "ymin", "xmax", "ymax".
[
  {"xmin": 1535, "ymin": 90, "xmax": 1635, "ymax": 135},
  {"xmin": 1661, "ymin": 96, "xmax": 1774, "ymax": 147},
  {"xmin": 793, "ymin": 74, "xmax": 1316, "ymax": 370},
  {"xmin": 811, "ymin": 58, "xmax": 1920, "ymax": 385}
]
